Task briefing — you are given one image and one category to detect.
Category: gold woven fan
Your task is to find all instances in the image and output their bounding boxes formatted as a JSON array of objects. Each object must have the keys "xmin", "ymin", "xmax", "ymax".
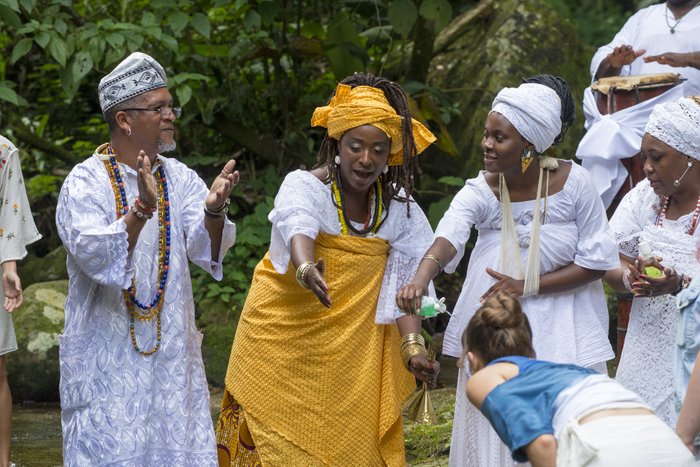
[{"xmin": 403, "ymin": 347, "xmax": 438, "ymax": 425}]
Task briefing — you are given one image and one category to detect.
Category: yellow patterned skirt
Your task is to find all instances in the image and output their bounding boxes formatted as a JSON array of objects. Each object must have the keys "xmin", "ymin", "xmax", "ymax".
[{"xmin": 216, "ymin": 233, "xmax": 414, "ymax": 466}]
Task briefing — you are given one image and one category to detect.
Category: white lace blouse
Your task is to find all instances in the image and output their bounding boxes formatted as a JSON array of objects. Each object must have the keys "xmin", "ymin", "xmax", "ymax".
[{"xmin": 268, "ymin": 169, "xmax": 435, "ymax": 324}]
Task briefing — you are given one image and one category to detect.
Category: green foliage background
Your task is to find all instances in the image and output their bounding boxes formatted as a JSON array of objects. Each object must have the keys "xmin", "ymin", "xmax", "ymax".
[{"xmin": 0, "ymin": 0, "xmax": 639, "ymax": 314}]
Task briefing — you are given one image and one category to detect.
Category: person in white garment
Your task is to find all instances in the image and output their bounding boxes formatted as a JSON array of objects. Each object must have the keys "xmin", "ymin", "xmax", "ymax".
[
  {"xmin": 604, "ymin": 96, "xmax": 700, "ymax": 429},
  {"xmin": 0, "ymin": 136, "xmax": 41, "ymax": 467},
  {"xmin": 577, "ymin": 0, "xmax": 700, "ymax": 209},
  {"xmin": 56, "ymin": 52, "xmax": 238, "ymax": 466},
  {"xmin": 396, "ymin": 75, "xmax": 619, "ymax": 466}
]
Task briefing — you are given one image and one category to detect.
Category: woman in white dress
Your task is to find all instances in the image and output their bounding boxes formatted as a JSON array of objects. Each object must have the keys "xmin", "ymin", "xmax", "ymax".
[
  {"xmin": 396, "ymin": 75, "xmax": 619, "ymax": 466},
  {"xmin": 604, "ymin": 96, "xmax": 700, "ymax": 428}
]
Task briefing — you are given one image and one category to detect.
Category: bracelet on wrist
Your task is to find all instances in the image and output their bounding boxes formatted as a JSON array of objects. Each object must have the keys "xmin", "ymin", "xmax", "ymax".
[
  {"xmin": 204, "ymin": 197, "xmax": 230, "ymax": 218},
  {"xmin": 135, "ymin": 196, "xmax": 157, "ymax": 214},
  {"xmin": 401, "ymin": 332, "xmax": 428, "ymax": 370},
  {"xmin": 421, "ymin": 254, "xmax": 444, "ymax": 272},
  {"xmin": 130, "ymin": 204, "xmax": 153, "ymax": 220},
  {"xmin": 672, "ymin": 274, "xmax": 692, "ymax": 296},
  {"xmin": 296, "ymin": 261, "xmax": 316, "ymax": 289}
]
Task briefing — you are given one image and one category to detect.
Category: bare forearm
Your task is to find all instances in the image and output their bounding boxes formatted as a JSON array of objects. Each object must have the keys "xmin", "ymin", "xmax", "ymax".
[
  {"xmin": 525, "ymin": 434, "xmax": 557, "ymax": 467},
  {"xmin": 412, "ymin": 237, "xmax": 458, "ymax": 286},
  {"xmin": 1, "ymin": 261, "xmax": 17, "ymax": 275},
  {"xmin": 537, "ymin": 263, "xmax": 605, "ymax": 295},
  {"xmin": 677, "ymin": 356, "xmax": 700, "ymax": 450},
  {"xmin": 290, "ymin": 234, "xmax": 316, "ymax": 269},
  {"xmin": 595, "ymin": 57, "xmax": 622, "ymax": 80},
  {"xmin": 687, "ymin": 51, "xmax": 700, "ymax": 69},
  {"xmin": 204, "ymin": 215, "xmax": 225, "ymax": 262},
  {"xmin": 396, "ymin": 314, "xmax": 422, "ymax": 336}
]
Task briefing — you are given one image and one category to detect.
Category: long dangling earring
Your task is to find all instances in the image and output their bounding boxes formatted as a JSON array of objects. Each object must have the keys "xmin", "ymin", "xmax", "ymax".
[
  {"xmin": 674, "ymin": 159, "xmax": 694, "ymax": 187},
  {"xmin": 382, "ymin": 165, "xmax": 388, "ymax": 174},
  {"xmin": 521, "ymin": 148, "xmax": 533, "ymax": 173},
  {"xmin": 334, "ymin": 155, "xmax": 340, "ymax": 165}
]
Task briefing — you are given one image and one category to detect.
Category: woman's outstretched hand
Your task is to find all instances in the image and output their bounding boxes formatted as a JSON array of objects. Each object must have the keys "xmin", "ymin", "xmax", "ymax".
[{"xmin": 305, "ymin": 258, "xmax": 331, "ymax": 308}]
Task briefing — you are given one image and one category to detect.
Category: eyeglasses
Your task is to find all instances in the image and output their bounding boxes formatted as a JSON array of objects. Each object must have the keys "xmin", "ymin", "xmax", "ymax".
[{"xmin": 121, "ymin": 105, "xmax": 182, "ymax": 118}]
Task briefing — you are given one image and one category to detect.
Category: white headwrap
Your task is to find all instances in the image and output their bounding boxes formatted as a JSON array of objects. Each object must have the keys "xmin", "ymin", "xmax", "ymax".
[
  {"xmin": 98, "ymin": 52, "xmax": 167, "ymax": 113},
  {"xmin": 491, "ymin": 83, "xmax": 562, "ymax": 153},
  {"xmin": 645, "ymin": 97, "xmax": 700, "ymax": 160}
]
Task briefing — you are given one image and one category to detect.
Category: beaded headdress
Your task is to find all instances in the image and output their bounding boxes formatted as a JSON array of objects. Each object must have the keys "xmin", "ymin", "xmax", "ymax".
[
  {"xmin": 645, "ymin": 96, "xmax": 700, "ymax": 161},
  {"xmin": 311, "ymin": 83, "xmax": 436, "ymax": 166},
  {"xmin": 490, "ymin": 83, "xmax": 562, "ymax": 154},
  {"xmin": 98, "ymin": 52, "xmax": 167, "ymax": 113}
]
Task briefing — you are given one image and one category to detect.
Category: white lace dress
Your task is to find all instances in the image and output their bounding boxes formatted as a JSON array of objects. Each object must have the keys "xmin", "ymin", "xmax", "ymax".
[
  {"xmin": 56, "ymin": 152, "xmax": 236, "ymax": 466},
  {"xmin": 268, "ymin": 169, "xmax": 434, "ymax": 323},
  {"xmin": 609, "ymin": 179, "xmax": 700, "ymax": 427},
  {"xmin": 437, "ymin": 162, "xmax": 619, "ymax": 466}
]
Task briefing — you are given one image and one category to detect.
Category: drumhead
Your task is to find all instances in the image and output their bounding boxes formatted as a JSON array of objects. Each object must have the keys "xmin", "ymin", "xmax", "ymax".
[{"xmin": 592, "ymin": 73, "xmax": 681, "ymax": 94}]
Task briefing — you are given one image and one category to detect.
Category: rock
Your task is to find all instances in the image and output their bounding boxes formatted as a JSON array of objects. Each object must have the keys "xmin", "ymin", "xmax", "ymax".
[
  {"xmin": 7, "ymin": 280, "xmax": 67, "ymax": 402},
  {"xmin": 426, "ymin": 0, "xmax": 590, "ymax": 178},
  {"xmin": 20, "ymin": 246, "xmax": 68, "ymax": 288}
]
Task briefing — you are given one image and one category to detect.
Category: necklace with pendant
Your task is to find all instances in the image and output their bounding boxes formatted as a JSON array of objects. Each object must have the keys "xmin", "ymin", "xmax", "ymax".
[{"xmin": 666, "ymin": 2, "xmax": 699, "ymax": 34}]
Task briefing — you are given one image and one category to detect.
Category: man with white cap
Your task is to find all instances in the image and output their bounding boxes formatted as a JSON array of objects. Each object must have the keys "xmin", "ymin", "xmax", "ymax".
[{"xmin": 56, "ymin": 52, "xmax": 237, "ymax": 466}]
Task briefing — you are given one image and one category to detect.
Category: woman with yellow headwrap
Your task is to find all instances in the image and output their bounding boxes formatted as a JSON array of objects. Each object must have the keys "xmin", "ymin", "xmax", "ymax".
[{"xmin": 216, "ymin": 72, "xmax": 439, "ymax": 466}]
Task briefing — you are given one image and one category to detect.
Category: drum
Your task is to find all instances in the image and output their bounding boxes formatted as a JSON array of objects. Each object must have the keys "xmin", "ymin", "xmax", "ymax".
[{"xmin": 591, "ymin": 73, "xmax": 682, "ymax": 360}]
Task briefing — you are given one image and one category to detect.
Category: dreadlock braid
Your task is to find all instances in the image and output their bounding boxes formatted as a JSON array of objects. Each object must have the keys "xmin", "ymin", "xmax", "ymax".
[
  {"xmin": 521, "ymin": 74, "xmax": 575, "ymax": 145},
  {"xmin": 313, "ymin": 72, "xmax": 421, "ymax": 219}
]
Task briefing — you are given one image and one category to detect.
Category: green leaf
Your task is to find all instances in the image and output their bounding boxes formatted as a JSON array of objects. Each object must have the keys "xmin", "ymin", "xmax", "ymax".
[
  {"xmin": 2, "ymin": 0, "xmax": 19, "ymax": 13},
  {"xmin": 301, "ymin": 20, "xmax": 324, "ymax": 39},
  {"xmin": 10, "ymin": 38, "xmax": 33, "ymax": 64},
  {"xmin": 168, "ymin": 11, "xmax": 189, "ymax": 36},
  {"xmin": 48, "ymin": 35, "xmax": 67, "ymax": 66},
  {"xmin": 324, "ymin": 11, "xmax": 365, "ymax": 80},
  {"xmin": 0, "ymin": 86, "xmax": 19, "ymax": 105},
  {"xmin": 160, "ymin": 33, "xmax": 178, "ymax": 52},
  {"xmin": 105, "ymin": 32, "xmax": 125, "ymax": 49},
  {"xmin": 388, "ymin": 0, "xmax": 417, "ymax": 38},
  {"xmin": 141, "ymin": 12, "xmax": 157, "ymax": 27},
  {"xmin": 34, "ymin": 31, "xmax": 50, "ymax": 49},
  {"xmin": 437, "ymin": 176, "xmax": 465, "ymax": 187},
  {"xmin": 19, "ymin": 0, "xmax": 34, "ymax": 13},
  {"xmin": 71, "ymin": 50, "xmax": 93, "ymax": 83},
  {"xmin": 191, "ymin": 12, "xmax": 211, "ymax": 38},
  {"xmin": 126, "ymin": 33, "xmax": 144, "ymax": 51},
  {"xmin": 54, "ymin": 18, "xmax": 67, "ymax": 35},
  {"xmin": 418, "ymin": 0, "xmax": 452, "ymax": 30},
  {"xmin": 242, "ymin": 9, "xmax": 261, "ymax": 32},
  {"xmin": 176, "ymin": 84, "xmax": 192, "ymax": 107},
  {"xmin": 0, "ymin": 5, "xmax": 22, "ymax": 29}
]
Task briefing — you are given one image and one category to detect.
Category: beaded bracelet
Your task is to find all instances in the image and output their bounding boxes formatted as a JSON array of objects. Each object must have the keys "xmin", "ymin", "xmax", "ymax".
[
  {"xmin": 204, "ymin": 197, "xmax": 230, "ymax": 218},
  {"xmin": 130, "ymin": 204, "xmax": 153, "ymax": 220},
  {"xmin": 135, "ymin": 197, "xmax": 157, "ymax": 214}
]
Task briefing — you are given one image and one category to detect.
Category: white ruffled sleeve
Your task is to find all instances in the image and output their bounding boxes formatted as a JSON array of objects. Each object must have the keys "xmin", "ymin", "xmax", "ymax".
[
  {"xmin": 434, "ymin": 177, "xmax": 486, "ymax": 273},
  {"xmin": 571, "ymin": 165, "xmax": 620, "ymax": 271},
  {"xmin": 267, "ymin": 170, "xmax": 332, "ymax": 273},
  {"xmin": 375, "ymin": 198, "xmax": 435, "ymax": 324},
  {"xmin": 56, "ymin": 161, "xmax": 134, "ymax": 289},
  {"xmin": 609, "ymin": 180, "xmax": 653, "ymax": 259},
  {"xmin": 173, "ymin": 160, "xmax": 236, "ymax": 281}
]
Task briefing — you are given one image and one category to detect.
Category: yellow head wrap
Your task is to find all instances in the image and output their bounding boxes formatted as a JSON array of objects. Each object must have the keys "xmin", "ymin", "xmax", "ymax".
[{"xmin": 311, "ymin": 83, "xmax": 436, "ymax": 166}]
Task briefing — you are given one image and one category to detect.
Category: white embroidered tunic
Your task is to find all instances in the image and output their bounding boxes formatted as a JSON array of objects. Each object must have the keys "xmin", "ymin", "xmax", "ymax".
[
  {"xmin": 437, "ymin": 162, "xmax": 619, "ymax": 467},
  {"xmin": 56, "ymin": 150, "xmax": 235, "ymax": 466},
  {"xmin": 609, "ymin": 179, "xmax": 700, "ymax": 427},
  {"xmin": 268, "ymin": 169, "xmax": 434, "ymax": 323}
]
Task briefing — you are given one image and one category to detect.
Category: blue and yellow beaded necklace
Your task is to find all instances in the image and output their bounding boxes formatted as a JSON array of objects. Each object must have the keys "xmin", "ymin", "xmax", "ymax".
[{"xmin": 103, "ymin": 145, "xmax": 171, "ymax": 356}]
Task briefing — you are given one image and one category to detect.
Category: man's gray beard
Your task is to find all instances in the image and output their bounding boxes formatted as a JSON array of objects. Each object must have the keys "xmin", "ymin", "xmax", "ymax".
[{"xmin": 158, "ymin": 140, "xmax": 177, "ymax": 153}]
